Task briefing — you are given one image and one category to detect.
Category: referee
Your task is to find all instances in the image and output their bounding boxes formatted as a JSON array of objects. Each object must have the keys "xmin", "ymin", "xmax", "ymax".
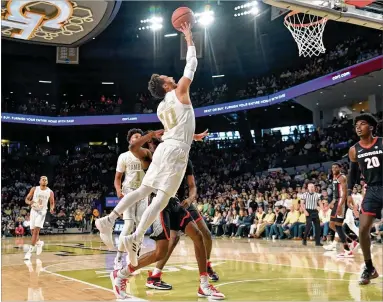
[{"xmin": 301, "ymin": 183, "xmax": 323, "ymax": 246}]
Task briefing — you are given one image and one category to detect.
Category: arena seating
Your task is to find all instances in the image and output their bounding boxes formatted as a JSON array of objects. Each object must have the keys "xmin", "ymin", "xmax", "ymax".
[
  {"xmin": 2, "ymin": 112, "xmax": 382, "ymax": 240},
  {"xmin": 2, "ymin": 35, "xmax": 381, "ymax": 116}
]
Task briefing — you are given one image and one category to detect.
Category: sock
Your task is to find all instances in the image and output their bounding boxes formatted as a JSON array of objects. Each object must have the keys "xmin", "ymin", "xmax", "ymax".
[
  {"xmin": 200, "ymin": 272, "xmax": 208, "ymax": 285},
  {"xmin": 120, "ymin": 264, "xmax": 135, "ymax": 277},
  {"xmin": 116, "ymin": 251, "xmax": 123, "ymax": 260},
  {"xmin": 133, "ymin": 190, "xmax": 170, "ymax": 239},
  {"xmin": 108, "ymin": 211, "xmax": 119, "ymax": 222},
  {"xmin": 152, "ymin": 268, "xmax": 162, "ymax": 276},
  {"xmin": 365, "ymin": 259, "xmax": 374, "ymax": 271}
]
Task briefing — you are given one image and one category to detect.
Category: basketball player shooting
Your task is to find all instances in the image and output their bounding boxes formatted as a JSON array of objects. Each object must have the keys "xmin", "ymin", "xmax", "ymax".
[
  {"xmin": 113, "ymin": 128, "xmax": 149, "ymax": 270},
  {"xmin": 348, "ymin": 113, "xmax": 382, "ymax": 285},
  {"xmin": 96, "ymin": 22, "xmax": 198, "ymax": 267},
  {"xmin": 24, "ymin": 176, "xmax": 55, "ymax": 260}
]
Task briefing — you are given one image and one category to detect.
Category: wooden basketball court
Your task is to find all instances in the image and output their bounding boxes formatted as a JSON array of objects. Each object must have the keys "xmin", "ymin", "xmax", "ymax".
[{"xmin": 2, "ymin": 234, "xmax": 382, "ymax": 301}]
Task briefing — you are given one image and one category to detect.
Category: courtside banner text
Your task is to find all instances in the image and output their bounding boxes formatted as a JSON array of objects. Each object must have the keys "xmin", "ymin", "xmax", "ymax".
[{"xmin": 2, "ymin": 56, "xmax": 381, "ymax": 126}]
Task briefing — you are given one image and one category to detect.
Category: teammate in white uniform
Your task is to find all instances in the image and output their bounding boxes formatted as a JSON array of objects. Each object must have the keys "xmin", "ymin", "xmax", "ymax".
[
  {"xmin": 24, "ymin": 176, "xmax": 55, "ymax": 260},
  {"xmin": 96, "ymin": 23, "xmax": 198, "ymax": 266},
  {"xmin": 113, "ymin": 128, "xmax": 148, "ymax": 270}
]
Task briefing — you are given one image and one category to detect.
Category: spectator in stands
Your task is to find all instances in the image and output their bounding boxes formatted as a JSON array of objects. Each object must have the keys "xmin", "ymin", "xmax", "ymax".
[{"xmin": 15, "ymin": 223, "xmax": 25, "ymax": 237}]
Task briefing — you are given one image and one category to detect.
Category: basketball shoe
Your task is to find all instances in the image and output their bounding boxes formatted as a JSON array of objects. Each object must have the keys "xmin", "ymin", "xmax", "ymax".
[
  {"xmin": 198, "ymin": 284, "xmax": 225, "ymax": 300},
  {"xmin": 337, "ymin": 249, "xmax": 354, "ymax": 258},
  {"xmin": 110, "ymin": 270, "xmax": 131, "ymax": 300},
  {"xmin": 359, "ymin": 266, "xmax": 379, "ymax": 285},
  {"xmin": 95, "ymin": 217, "xmax": 115, "ymax": 250},
  {"xmin": 349, "ymin": 240, "xmax": 359, "ymax": 252},
  {"xmin": 145, "ymin": 271, "xmax": 172, "ymax": 290}
]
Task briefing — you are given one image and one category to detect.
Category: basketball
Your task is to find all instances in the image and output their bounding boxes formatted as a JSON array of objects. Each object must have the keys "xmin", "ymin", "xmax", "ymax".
[{"xmin": 172, "ymin": 7, "xmax": 195, "ymax": 31}]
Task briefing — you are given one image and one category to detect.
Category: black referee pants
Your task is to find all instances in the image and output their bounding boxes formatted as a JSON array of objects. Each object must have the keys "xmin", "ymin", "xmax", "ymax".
[{"xmin": 303, "ymin": 209, "xmax": 321, "ymax": 244}]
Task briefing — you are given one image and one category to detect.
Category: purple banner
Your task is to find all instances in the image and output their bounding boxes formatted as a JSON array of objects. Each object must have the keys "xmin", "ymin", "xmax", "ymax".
[
  {"xmin": 2, "ymin": 56, "xmax": 382, "ymax": 126},
  {"xmin": 105, "ymin": 197, "xmax": 119, "ymax": 207}
]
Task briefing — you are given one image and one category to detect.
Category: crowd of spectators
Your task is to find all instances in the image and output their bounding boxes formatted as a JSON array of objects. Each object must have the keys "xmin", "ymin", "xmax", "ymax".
[
  {"xmin": 2, "ymin": 112, "xmax": 382, "ymax": 240},
  {"xmin": 1, "ymin": 147, "xmax": 117, "ymax": 237},
  {"xmin": 2, "ymin": 35, "xmax": 381, "ymax": 116}
]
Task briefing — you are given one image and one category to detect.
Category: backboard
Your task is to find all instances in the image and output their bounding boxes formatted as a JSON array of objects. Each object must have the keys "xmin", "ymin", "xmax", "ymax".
[{"xmin": 263, "ymin": 0, "xmax": 383, "ymax": 30}]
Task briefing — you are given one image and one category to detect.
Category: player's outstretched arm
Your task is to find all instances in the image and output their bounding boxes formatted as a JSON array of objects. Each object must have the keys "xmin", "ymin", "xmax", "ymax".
[
  {"xmin": 25, "ymin": 187, "xmax": 35, "ymax": 205},
  {"xmin": 193, "ymin": 129, "xmax": 209, "ymax": 141},
  {"xmin": 176, "ymin": 23, "xmax": 197, "ymax": 105},
  {"xmin": 129, "ymin": 130, "xmax": 163, "ymax": 159}
]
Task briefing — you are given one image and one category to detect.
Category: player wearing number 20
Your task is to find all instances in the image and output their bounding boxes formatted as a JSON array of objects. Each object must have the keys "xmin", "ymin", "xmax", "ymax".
[{"xmin": 348, "ymin": 113, "xmax": 382, "ymax": 285}]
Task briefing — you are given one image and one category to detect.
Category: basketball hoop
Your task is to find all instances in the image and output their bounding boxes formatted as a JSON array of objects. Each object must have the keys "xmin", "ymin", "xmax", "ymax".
[{"xmin": 284, "ymin": 11, "xmax": 328, "ymax": 58}]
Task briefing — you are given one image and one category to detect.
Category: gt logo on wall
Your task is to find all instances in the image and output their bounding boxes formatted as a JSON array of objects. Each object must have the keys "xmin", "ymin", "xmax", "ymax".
[{"xmin": 1, "ymin": 0, "xmax": 121, "ymax": 46}]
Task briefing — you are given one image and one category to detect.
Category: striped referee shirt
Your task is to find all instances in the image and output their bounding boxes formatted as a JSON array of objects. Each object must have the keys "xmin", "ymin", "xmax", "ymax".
[{"xmin": 302, "ymin": 192, "xmax": 321, "ymax": 210}]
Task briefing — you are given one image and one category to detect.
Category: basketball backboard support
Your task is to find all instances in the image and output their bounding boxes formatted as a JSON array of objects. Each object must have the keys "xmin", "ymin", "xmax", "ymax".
[{"xmin": 263, "ymin": 0, "xmax": 383, "ymax": 30}]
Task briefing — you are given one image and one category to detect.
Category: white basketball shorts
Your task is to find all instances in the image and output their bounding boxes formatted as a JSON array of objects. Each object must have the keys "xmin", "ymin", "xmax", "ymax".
[
  {"xmin": 142, "ymin": 139, "xmax": 189, "ymax": 197},
  {"xmin": 122, "ymin": 187, "xmax": 148, "ymax": 222},
  {"xmin": 30, "ymin": 209, "xmax": 47, "ymax": 230}
]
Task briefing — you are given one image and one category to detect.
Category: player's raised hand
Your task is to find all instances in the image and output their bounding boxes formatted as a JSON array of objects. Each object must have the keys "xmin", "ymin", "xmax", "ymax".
[
  {"xmin": 194, "ymin": 129, "xmax": 209, "ymax": 141},
  {"xmin": 180, "ymin": 22, "xmax": 192, "ymax": 42},
  {"xmin": 153, "ymin": 129, "xmax": 164, "ymax": 138}
]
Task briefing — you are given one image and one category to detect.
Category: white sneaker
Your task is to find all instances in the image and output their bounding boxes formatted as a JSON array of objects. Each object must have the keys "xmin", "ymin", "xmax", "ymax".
[
  {"xmin": 114, "ymin": 257, "xmax": 123, "ymax": 270},
  {"xmin": 110, "ymin": 270, "xmax": 130, "ymax": 300},
  {"xmin": 349, "ymin": 240, "xmax": 359, "ymax": 252},
  {"xmin": 95, "ymin": 217, "xmax": 115, "ymax": 250},
  {"xmin": 337, "ymin": 250, "xmax": 354, "ymax": 258},
  {"xmin": 36, "ymin": 241, "xmax": 44, "ymax": 256},
  {"xmin": 24, "ymin": 252, "xmax": 32, "ymax": 260},
  {"xmin": 198, "ymin": 284, "xmax": 225, "ymax": 300},
  {"xmin": 323, "ymin": 242, "xmax": 337, "ymax": 251},
  {"xmin": 122, "ymin": 235, "xmax": 140, "ymax": 267}
]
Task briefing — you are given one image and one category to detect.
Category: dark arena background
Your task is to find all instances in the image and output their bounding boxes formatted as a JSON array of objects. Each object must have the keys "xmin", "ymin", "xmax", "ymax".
[{"xmin": 1, "ymin": 0, "xmax": 382, "ymax": 301}]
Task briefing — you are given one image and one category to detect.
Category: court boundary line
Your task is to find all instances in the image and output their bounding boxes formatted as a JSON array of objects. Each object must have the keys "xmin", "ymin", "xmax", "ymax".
[{"xmin": 42, "ymin": 266, "xmax": 148, "ymax": 301}]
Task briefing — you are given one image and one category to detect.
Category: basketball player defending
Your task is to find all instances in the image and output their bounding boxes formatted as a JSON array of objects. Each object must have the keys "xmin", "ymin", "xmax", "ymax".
[
  {"xmin": 326, "ymin": 163, "xmax": 355, "ymax": 258},
  {"xmin": 96, "ymin": 23, "xmax": 198, "ymax": 266},
  {"xmin": 348, "ymin": 113, "xmax": 382, "ymax": 285},
  {"xmin": 113, "ymin": 129, "xmax": 148, "ymax": 270},
  {"xmin": 24, "ymin": 176, "xmax": 55, "ymax": 260},
  {"xmin": 147, "ymin": 157, "xmax": 220, "ymax": 289},
  {"xmin": 110, "ymin": 133, "xmax": 224, "ymax": 300}
]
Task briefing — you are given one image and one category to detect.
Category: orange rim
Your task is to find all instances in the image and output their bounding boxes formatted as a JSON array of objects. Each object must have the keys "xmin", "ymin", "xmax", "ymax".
[{"xmin": 284, "ymin": 10, "xmax": 327, "ymax": 28}]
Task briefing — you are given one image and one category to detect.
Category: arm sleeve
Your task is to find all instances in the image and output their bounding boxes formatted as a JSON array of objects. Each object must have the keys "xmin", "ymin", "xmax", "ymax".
[
  {"xmin": 183, "ymin": 46, "xmax": 198, "ymax": 81},
  {"xmin": 347, "ymin": 161, "xmax": 360, "ymax": 192}
]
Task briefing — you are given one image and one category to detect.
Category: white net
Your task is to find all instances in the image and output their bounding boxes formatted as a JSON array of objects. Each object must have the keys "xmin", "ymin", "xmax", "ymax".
[{"xmin": 284, "ymin": 11, "xmax": 328, "ymax": 57}]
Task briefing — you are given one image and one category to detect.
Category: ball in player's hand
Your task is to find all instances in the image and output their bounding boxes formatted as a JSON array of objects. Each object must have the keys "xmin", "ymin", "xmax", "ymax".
[{"xmin": 172, "ymin": 7, "xmax": 195, "ymax": 31}]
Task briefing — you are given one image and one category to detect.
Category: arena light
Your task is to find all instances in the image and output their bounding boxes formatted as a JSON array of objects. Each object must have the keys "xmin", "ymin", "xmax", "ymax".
[
  {"xmin": 10, "ymin": 91, "xmax": 13, "ymax": 94},
  {"xmin": 47, "ymin": 136, "xmax": 50, "ymax": 143},
  {"xmin": 138, "ymin": 15, "xmax": 163, "ymax": 31},
  {"xmin": 212, "ymin": 74, "xmax": 225, "ymax": 78},
  {"xmin": 39, "ymin": 80, "xmax": 52, "ymax": 84},
  {"xmin": 102, "ymin": 82, "xmax": 114, "ymax": 85},
  {"xmin": 115, "ymin": 136, "xmax": 118, "ymax": 144},
  {"xmin": 164, "ymin": 33, "xmax": 178, "ymax": 37},
  {"xmin": 195, "ymin": 10, "xmax": 215, "ymax": 27},
  {"xmin": 234, "ymin": 1, "xmax": 259, "ymax": 17}
]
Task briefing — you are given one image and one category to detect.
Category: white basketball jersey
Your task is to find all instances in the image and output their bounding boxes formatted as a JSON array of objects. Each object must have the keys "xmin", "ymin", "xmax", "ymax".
[
  {"xmin": 157, "ymin": 90, "xmax": 195, "ymax": 146},
  {"xmin": 32, "ymin": 186, "xmax": 51, "ymax": 212},
  {"xmin": 116, "ymin": 151, "xmax": 145, "ymax": 190}
]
